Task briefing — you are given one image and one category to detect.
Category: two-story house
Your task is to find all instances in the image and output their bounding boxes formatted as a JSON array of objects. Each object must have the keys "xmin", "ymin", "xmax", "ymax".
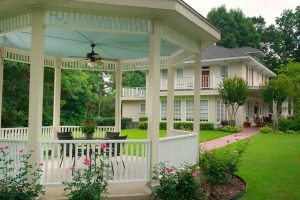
[{"xmin": 121, "ymin": 45, "xmax": 276, "ymax": 127}]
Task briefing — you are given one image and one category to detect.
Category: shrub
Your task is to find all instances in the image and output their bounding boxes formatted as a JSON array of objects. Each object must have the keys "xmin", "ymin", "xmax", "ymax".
[
  {"xmin": 121, "ymin": 118, "xmax": 132, "ymax": 129},
  {"xmin": 137, "ymin": 122, "xmax": 167, "ymax": 130},
  {"xmin": 152, "ymin": 163, "xmax": 202, "ymax": 200},
  {"xmin": 139, "ymin": 116, "xmax": 148, "ymax": 122},
  {"xmin": 200, "ymin": 123, "xmax": 215, "ymax": 130},
  {"xmin": 95, "ymin": 117, "xmax": 132, "ymax": 129},
  {"xmin": 286, "ymin": 130, "xmax": 299, "ymax": 134},
  {"xmin": 278, "ymin": 118, "xmax": 300, "ymax": 132},
  {"xmin": 221, "ymin": 120, "xmax": 235, "ymax": 126},
  {"xmin": 260, "ymin": 126, "xmax": 273, "ymax": 134},
  {"xmin": 160, "ymin": 122, "xmax": 167, "ymax": 130},
  {"xmin": 221, "ymin": 125, "xmax": 241, "ymax": 133},
  {"xmin": 199, "ymin": 141, "xmax": 248, "ymax": 185},
  {"xmin": 63, "ymin": 144, "xmax": 111, "ymax": 200},
  {"xmin": 174, "ymin": 122, "xmax": 193, "ymax": 130},
  {"xmin": 138, "ymin": 121, "xmax": 215, "ymax": 131},
  {"xmin": 273, "ymin": 130, "xmax": 285, "ymax": 134},
  {"xmin": 0, "ymin": 147, "xmax": 45, "ymax": 200}
]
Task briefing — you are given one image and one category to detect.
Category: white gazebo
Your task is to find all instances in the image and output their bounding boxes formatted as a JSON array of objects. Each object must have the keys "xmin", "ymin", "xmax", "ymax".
[{"xmin": 0, "ymin": 0, "xmax": 220, "ymax": 192}]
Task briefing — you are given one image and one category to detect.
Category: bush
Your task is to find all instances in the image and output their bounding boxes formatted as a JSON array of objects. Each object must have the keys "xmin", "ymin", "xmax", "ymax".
[
  {"xmin": 278, "ymin": 118, "xmax": 300, "ymax": 132},
  {"xmin": 121, "ymin": 118, "xmax": 132, "ymax": 129},
  {"xmin": 152, "ymin": 163, "xmax": 202, "ymax": 200},
  {"xmin": 0, "ymin": 147, "xmax": 45, "ymax": 200},
  {"xmin": 260, "ymin": 126, "xmax": 273, "ymax": 134},
  {"xmin": 138, "ymin": 121, "xmax": 215, "ymax": 131},
  {"xmin": 286, "ymin": 130, "xmax": 299, "ymax": 134},
  {"xmin": 95, "ymin": 117, "xmax": 132, "ymax": 129},
  {"xmin": 273, "ymin": 130, "xmax": 285, "ymax": 134},
  {"xmin": 221, "ymin": 120, "xmax": 235, "ymax": 126},
  {"xmin": 139, "ymin": 116, "xmax": 148, "ymax": 122},
  {"xmin": 199, "ymin": 141, "xmax": 248, "ymax": 185},
  {"xmin": 221, "ymin": 125, "xmax": 241, "ymax": 133}
]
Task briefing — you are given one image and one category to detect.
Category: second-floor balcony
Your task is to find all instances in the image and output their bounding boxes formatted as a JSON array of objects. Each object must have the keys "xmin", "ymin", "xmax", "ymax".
[{"xmin": 122, "ymin": 75, "xmax": 223, "ymax": 98}]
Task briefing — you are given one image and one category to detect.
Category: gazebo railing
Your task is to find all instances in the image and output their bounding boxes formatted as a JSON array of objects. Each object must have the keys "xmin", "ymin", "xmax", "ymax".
[
  {"xmin": 39, "ymin": 139, "xmax": 150, "ymax": 185},
  {"xmin": 60, "ymin": 126, "xmax": 115, "ymax": 138},
  {"xmin": 159, "ymin": 129, "xmax": 198, "ymax": 168}
]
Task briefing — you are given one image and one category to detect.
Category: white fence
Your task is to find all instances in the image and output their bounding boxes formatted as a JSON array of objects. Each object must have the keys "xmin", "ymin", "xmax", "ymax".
[
  {"xmin": 159, "ymin": 129, "xmax": 198, "ymax": 168},
  {"xmin": 39, "ymin": 139, "xmax": 150, "ymax": 185},
  {"xmin": 122, "ymin": 87, "xmax": 146, "ymax": 97},
  {"xmin": 0, "ymin": 126, "xmax": 115, "ymax": 140}
]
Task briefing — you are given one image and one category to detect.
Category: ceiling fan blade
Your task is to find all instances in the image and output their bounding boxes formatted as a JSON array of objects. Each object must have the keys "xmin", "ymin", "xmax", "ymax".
[{"xmin": 95, "ymin": 59, "xmax": 104, "ymax": 65}]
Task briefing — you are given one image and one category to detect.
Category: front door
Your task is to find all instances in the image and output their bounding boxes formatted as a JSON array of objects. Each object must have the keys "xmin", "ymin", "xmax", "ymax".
[{"xmin": 202, "ymin": 70, "xmax": 210, "ymax": 88}]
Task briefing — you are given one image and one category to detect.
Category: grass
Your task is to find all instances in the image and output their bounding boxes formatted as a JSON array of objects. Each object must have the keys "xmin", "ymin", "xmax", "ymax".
[
  {"xmin": 121, "ymin": 129, "xmax": 231, "ymax": 142},
  {"xmin": 235, "ymin": 134, "xmax": 300, "ymax": 200}
]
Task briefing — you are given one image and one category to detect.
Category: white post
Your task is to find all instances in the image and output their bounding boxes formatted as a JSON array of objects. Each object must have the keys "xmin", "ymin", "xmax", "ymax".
[
  {"xmin": 193, "ymin": 52, "xmax": 201, "ymax": 137},
  {"xmin": 115, "ymin": 63, "xmax": 122, "ymax": 132},
  {"xmin": 147, "ymin": 19, "xmax": 161, "ymax": 178},
  {"xmin": 28, "ymin": 7, "xmax": 45, "ymax": 163},
  {"xmin": 0, "ymin": 47, "xmax": 4, "ymax": 130},
  {"xmin": 145, "ymin": 72, "xmax": 149, "ymax": 116},
  {"xmin": 53, "ymin": 58, "xmax": 61, "ymax": 139},
  {"xmin": 166, "ymin": 57, "xmax": 174, "ymax": 136}
]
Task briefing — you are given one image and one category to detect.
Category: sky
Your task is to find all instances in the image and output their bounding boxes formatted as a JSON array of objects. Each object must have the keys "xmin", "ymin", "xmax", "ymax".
[{"xmin": 183, "ymin": 0, "xmax": 299, "ymax": 25}]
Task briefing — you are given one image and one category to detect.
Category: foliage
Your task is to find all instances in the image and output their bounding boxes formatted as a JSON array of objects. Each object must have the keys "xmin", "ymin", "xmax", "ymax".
[
  {"xmin": 81, "ymin": 119, "xmax": 96, "ymax": 135},
  {"xmin": 95, "ymin": 117, "xmax": 132, "ymax": 129},
  {"xmin": 0, "ymin": 147, "xmax": 44, "ymax": 200},
  {"xmin": 138, "ymin": 122, "xmax": 215, "ymax": 131},
  {"xmin": 139, "ymin": 116, "xmax": 148, "ymax": 122},
  {"xmin": 220, "ymin": 120, "xmax": 235, "ymax": 127},
  {"xmin": 260, "ymin": 126, "xmax": 273, "ymax": 134},
  {"xmin": 221, "ymin": 125, "xmax": 241, "ymax": 133},
  {"xmin": 219, "ymin": 76, "xmax": 249, "ymax": 126},
  {"xmin": 207, "ymin": 6, "xmax": 261, "ymax": 49},
  {"xmin": 199, "ymin": 141, "xmax": 248, "ymax": 185},
  {"xmin": 278, "ymin": 118, "xmax": 300, "ymax": 132},
  {"xmin": 152, "ymin": 163, "xmax": 202, "ymax": 200},
  {"xmin": 122, "ymin": 71, "xmax": 146, "ymax": 87},
  {"xmin": 63, "ymin": 145, "xmax": 111, "ymax": 200}
]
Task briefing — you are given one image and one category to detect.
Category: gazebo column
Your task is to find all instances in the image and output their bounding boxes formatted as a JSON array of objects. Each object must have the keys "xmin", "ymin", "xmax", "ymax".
[
  {"xmin": 28, "ymin": 8, "xmax": 45, "ymax": 163},
  {"xmin": 193, "ymin": 52, "xmax": 201, "ymax": 158},
  {"xmin": 53, "ymin": 58, "xmax": 62, "ymax": 139},
  {"xmin": 115, "ymin": 63, "xmax": 122, "ymax": 132},
  {"xmin": 147, "ymin": 19, "xmax": 161, "ymax": 177},
  {"xmin": 0, "ymin": 47, "xmax": 4, "ymax": 129},
  {"xmin": 166, "ymin": 58, "xmax": 174, "ymax": 136}
]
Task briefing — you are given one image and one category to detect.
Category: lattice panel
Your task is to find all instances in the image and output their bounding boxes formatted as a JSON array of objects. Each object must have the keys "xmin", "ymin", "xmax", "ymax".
[
  {"xmin": 161, "ymin": 24, "xmax": 200, "ymax": 53},
  {"xmin": 0, "ymin": 12, "xmax": 31, "ymax": 35},
  {"xmin": 121, "ymin": 57, "xmax": 169, "ymax": 71},
  {"xmin": 45, "ymin": 10, "xmax": 151, "ymax": 34},
  {"xmin": 3, "ymin": 47, "xmax": 30, "ymax": 64},
  {"xmin": 61, "ymin": 59, "xmax": 116, "ymax": 71}
]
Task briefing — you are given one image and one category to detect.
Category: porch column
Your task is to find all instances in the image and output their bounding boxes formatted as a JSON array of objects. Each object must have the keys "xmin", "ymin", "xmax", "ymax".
[
  {"xmin": 147, "ymin": 19, "xmax": 161, "ymax": 177},
  {"xmin": 145, "ymin": 72, "xmax": 149, "ymax": 116},
  {"xmin": 166, "ymin": 57, "xmax": 174, "ymax": 136},
  {"xmin": 115, "ymin": 63, "xmax": 122, "ymax": 132},
  {"xmin": 0, "ymin": 47, "xmax": 4, "ymax": 129},
  {"xmin": 28, "ymin": 7, "xmax": 45, "ymax": 163},
  {"xmin": 53, "ymin": 58, "xmax": 62, "ymax": 139},
  {"xmin": 193, "ymin": 52, "xmax": 201, "ymax": 134}
]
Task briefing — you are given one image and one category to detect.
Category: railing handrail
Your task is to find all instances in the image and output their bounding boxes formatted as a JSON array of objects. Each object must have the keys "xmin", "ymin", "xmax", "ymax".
[
  {"xmin": 0, "ymin": 139, "xmax": 28, "ymax": 142},
  {"xmin": 40, "ymin": 139, "xmax": 151, "ymax": 144},
  {"xmin": 160, "ymin": 133, "xmax": 197, "ymax": 142}
]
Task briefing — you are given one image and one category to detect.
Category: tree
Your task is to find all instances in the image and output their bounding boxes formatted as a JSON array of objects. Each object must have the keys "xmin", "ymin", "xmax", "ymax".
[
  {"xmin": 207, "ymin": 6, "xmax": 261, "ymax": 49},
  {"xmin": 261, "ymin": 75, "xmax": 292, "ymax": 129},
  {"xmin": 218, "ymin": 76, "xmax": 249, "ymax": 126}
]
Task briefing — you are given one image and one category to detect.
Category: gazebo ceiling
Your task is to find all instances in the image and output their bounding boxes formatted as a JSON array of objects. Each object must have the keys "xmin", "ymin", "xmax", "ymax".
[{"xmin": 1, "ymin": 28, "xmax": 179, "ymax": 60}]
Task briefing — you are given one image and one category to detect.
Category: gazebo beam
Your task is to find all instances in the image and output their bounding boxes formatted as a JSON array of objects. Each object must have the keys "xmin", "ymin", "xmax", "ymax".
[
  {"xmin": 28, "ymin": 7, "xmax": 45, "ymax": 163},
  {"xmin": 0, "ymin": 46, "xmax": 4, "ymax": 129},
  {"xmin": 53, "ymin": 58, "xmax": 62, "ymax": 139},
  {"xmin": 147, "ymin": 19, "xmax": 161, "ymax": 177},
  {"xmin": 115, "ymin": 63, "xmax": 122, "ymax": 132},
  {"xmin": 166, "ymin": 57, "xmax": 174, "ymax": 136}
]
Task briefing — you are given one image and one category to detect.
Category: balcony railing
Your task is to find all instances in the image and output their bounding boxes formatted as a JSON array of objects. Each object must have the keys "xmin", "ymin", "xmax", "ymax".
[{"xmin": 122, "ymin": 87, "xmax": 146, "ymax": 98}]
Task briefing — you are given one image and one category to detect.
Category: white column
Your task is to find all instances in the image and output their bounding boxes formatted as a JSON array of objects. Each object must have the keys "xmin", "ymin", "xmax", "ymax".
[
  {"xmin": 147, "ymin": 19, "xmax": 161, "ymax": 176},
  {"xmin": 145, "ymin": 72, "xmax": 149, "ymax": 116},
  {"xmin": 115, "ymin": 63, "xmax": 122, "ymax": 132},
  {"xmin": 53, "ymin": 58, "xmax": 61, "ymax": 139},
  {"xmin": 193, "ymin": 52, "xmax": 201, "ymax": 133},
  {"xmin": 0, "ymin": 47, "xmax": 4, "ymax": 129},
  {"xmin": 28, "ymin": 8, "xmax": 45, "ymax": 163},
  {"xmin": 166, "ymin": 58, "xmax": 174, "ymax": 136}
]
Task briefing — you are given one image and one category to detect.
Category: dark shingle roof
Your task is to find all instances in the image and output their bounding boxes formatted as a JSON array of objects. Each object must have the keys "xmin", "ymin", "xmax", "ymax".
[{"xmin": 201, "ymin": 45, "xmax": 263, "ymax": 60}]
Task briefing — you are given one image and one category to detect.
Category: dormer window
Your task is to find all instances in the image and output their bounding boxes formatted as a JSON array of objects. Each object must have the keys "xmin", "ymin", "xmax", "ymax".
[{"xmin": 220, "ymin": 64, "xmax": 228, "ymax": 78}]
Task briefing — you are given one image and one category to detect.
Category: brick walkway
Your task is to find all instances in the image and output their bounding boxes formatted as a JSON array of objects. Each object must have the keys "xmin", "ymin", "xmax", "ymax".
[{"xmin": 201, "ymin": 127, "xmax": 260, "ymax": 151}]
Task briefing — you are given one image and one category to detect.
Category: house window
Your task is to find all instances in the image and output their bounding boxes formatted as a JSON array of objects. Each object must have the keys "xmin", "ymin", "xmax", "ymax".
[
  {"xmin": 220, "ymin": 64, "xmax": 228, "ymax": 78},
  {"xmin": 174, "ymin": 100, "xmax": 181, "ymax": 121},
  {"xmin": 160, "ymin": 100, "xmax": 167, "ymax": 121},
  {"xmin": 186, "ymin": 100, "xmax": 194, "ymax": 121},
  {"xmin": 216, "ymin": 99, "xmax": 227, "ymax": 123},
  {"xmin": 161, "ymin": 69, "xmax": 168, "ymax": 79},
  {"xmin": 200, "ymin": 100, "xmax": 209, "ymax": 122},
  {"xmin": 140, "ymin": 103, "xmax": 145, "ymax": 114}
]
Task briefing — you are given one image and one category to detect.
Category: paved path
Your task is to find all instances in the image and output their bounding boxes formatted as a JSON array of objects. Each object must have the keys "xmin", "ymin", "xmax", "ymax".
[{"xmin": 201, "ymin": 127, "xmax": 260, "ymax": 151}]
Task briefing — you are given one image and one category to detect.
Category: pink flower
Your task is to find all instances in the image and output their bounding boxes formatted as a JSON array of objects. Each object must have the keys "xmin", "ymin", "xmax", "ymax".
[
  {"xmin": 30, "ymin": 150, "xmax": 34, "ymax": 153},
  {"xmin": 100, "ymin": 143, "xmax": 107, "ymax": 149},
  {"xmin": 84, "ymin": 158, "xmax": 91, "ymax": 166},
  {"xmin": 68, "ymin": 166, "xmax": 75, "ymax": 171},
  {"xmin": 165, "ymin": 167, "xmax": 173, "ymax": 173},
  {"xmin": 18, "ymin": 149, "xmax": 24, "ymax": 154},
  {"xmin": 0, "ymin": 147, "xmax": 4, "ymax": 151},
  {"xmin": 39, "ymin": 163, "xmax": 44, "ymax": 166},
  {"xmin": 246, "ymin": 137, "xmax": 251, "ymax": 141},
  {"xmin": 192, "ymin": 171, "xmax": 197, "ymax": 177},
  {"xmin": 3, "ymin": 146, "xmax": 9, "ymax": 149}
]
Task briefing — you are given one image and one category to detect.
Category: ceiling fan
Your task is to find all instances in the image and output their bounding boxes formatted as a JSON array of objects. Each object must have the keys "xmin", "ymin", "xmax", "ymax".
[{"xmin": 68, "ymin": 43, "xmax": 117, "ymax": 67}]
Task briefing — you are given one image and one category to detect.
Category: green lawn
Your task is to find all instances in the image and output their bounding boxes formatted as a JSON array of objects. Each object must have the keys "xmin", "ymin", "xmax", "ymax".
[
  {"xmin": 121, "ymin": 129, "xmax": 231, "ymax": 142},
  {"xmin": 236, "ymin": 134, "xmax": 300, "ymax": 200}
]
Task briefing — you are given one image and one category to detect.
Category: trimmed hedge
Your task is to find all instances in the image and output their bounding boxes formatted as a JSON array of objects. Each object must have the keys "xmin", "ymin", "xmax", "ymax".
[
  {"xmin": 278, "ymin": 118, "xmax": 300, "ymax": 132},
  {"xmin": 139, "ymin": 116, "xmax": 148, "ymax": 122},
  {"xmin": 137, "ymin": 121, "xmax": 215, "ymax": 131},
  {"xmin": 95, "ymin": 117, "xmax": 132, "ymax": 129},
  {"xmin": 221, "ymin": 125, "xmax": 241, "ymax": 133},
  {"xmin": 260, "ymin": 126, "xmax": 273, "ymax": 134}
]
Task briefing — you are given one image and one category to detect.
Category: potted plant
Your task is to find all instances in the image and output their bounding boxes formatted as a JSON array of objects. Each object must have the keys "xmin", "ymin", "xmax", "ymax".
[{"xmin": 82, "ymin": 119, "xmax": 96, "ymax": 139}]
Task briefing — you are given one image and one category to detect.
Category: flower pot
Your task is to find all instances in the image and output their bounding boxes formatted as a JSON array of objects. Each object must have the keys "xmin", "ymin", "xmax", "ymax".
[{"xmin": 84, "ymin": 133, "xmax": 93, "ymax": 140}]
